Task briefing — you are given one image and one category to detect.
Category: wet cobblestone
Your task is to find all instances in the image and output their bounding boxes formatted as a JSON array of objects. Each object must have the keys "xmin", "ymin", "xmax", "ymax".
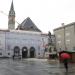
[{"xmin": 0, "ymin": 58, "xmax": 74, "ymax": 75}]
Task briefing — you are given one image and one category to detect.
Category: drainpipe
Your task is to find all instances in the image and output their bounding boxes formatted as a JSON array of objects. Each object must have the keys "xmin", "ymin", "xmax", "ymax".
[{"xmin": 62, "ymin": 23, "xmax": 66, "ymax": 51}]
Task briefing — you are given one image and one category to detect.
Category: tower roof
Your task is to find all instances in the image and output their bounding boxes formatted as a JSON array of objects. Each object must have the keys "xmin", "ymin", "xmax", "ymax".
[
  {"xmin": 10, "ymin": 0, "xmax": 14, "ymax": 11},
  {"xmin": 16, "ymin": 17, "xmax": 41, "ymax": 32},
  {"xmin": 9, "ymin": 0, "xmax": 15, "ymax": 16}
]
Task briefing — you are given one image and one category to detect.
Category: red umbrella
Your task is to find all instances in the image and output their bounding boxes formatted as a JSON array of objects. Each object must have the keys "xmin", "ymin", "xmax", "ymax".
[{"xmin": 60, "ymin": 53, "xmax": 71, "ymax": 60}]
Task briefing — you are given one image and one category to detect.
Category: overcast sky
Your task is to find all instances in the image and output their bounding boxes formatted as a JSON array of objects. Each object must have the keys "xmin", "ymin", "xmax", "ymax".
[{"xmin": 0, "ymin": 0, "xmax": 75, "ymax": 33}]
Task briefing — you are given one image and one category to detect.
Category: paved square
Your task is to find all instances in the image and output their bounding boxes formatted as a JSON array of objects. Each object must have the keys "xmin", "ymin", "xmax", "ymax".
[{"xmin": 0, "ymin": 58, "xmax": 75, "ymax": 75}]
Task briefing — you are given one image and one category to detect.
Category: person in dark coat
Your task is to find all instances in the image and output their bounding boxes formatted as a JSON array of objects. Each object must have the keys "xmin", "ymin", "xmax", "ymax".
[
  {"xmin": 12, "ymin": 55, "xmax": 15, "ymax": 60},
  {"xmin": 63, "ymin": 59, "xmax": 68, "ymax": 71}
]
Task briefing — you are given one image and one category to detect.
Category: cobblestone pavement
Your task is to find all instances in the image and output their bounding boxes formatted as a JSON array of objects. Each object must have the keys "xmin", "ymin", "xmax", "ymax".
[{"xmin": 0, "ymin": 58, "xmax": 75, "ymax": 75}]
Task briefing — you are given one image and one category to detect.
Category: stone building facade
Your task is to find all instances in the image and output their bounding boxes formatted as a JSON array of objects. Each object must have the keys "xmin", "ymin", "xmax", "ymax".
[
  {"xmin": 0, "ymin": 30, "xmax": 48, "ymax": 58},
  {"xmin": 54, "ymin": 22, "xmax": 75, "ymax": 52},
  {"xmin": 0, "ymin": 0, "xmax": 49, "ymax": 58}
]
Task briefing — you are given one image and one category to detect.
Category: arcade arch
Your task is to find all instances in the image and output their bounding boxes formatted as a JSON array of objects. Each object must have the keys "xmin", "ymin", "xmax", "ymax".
[
  {"xmin": 30, "ymin": 47, "xmax": 35, "ymax": 58},
  {"xmin": 13, "ymin": 46, "xmax": 20, "ymax": 56},
  {"xmin": 22, "ymin": 47, "xmax": 28, "ymax": 58}
]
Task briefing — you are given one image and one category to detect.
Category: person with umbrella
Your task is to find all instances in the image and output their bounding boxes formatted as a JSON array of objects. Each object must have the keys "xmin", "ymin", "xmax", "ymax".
[
  {"xmin": 60, "ymin": 52, "xmax": 71, "ymax": 71},
  {"xmin": 63, "ymin": 59, "xmax": 68, "ymax": 71}
]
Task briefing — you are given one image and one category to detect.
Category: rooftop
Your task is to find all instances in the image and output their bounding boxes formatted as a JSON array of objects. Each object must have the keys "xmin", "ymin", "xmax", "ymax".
[
  {"xmin": 16, "ymin": 17, "xmax": 41, "ymax": 32},
  {"xmin": 54, "ymin": 22, "xmax": 75, "ymax": 31}
]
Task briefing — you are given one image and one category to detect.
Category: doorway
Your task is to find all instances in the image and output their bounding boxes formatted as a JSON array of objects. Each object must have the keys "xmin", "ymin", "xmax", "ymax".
[
  {"xmin": 14, "ymin": 46, "xmax": 20, "ymax": 57},
  {"xmin": 30, "ymin": 47, "xmax": 35, "ymax": 58},
  {"xmin": 22, "ymin": 47, "xmax": 28, "ymax": 58}
]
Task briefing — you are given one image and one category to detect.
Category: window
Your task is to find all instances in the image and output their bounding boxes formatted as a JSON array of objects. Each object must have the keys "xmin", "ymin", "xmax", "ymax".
[
  {"xmin": 45, "ymin": 48, "xmax": 48, "ymax": 52},
  {"xmin": 8, "ymin": 53, "xmax": 10, "ymax": 55},
  {"xmin": 57, "ymin": 41, "xmax": 61, "ymax": 44},
  {"xmin": 54, "ymin": 47, "xmax": 56, "ymax": 51},
  {"xmin": 66, "ymin": 39, "xmax": 70, "ymax": 44},
  {"xmin": 57, "ymin": 35, "xmax": 61, "ymax": 38},
  {"xmin": 73, "ymin": 47, "xmax": 75, "ymax": 50},
  {"xmin": 66, "ymin": 39, "xmax": 70, "ymax": 42},
  {"xmin": 65, "ymin": 33, "xmax": 70, "ymax": 36},
  {"xmin": 0, "ymin": 53, "xmax": 2, "ymax": 55},
  {"xmin": 49, "ymin": 47, "xmax": 51, "ymax": 52}
]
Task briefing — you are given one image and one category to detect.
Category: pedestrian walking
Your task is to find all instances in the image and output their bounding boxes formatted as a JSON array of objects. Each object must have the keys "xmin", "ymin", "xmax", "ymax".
[
  {"xmin": 60, "ymin": 52, "xmax": 71, "ymax": 72},
  {"xmin": 63, "ymin": 59, "xmax": 68, "ymax": 71},
  {"xmin": 12, "ymin": 55, "xmax": 14, "ymax": 60}
]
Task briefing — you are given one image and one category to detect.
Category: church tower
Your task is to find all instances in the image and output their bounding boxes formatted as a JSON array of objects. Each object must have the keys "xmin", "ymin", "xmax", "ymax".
[{"xmin": 8, "ymin": 0, "xmax": 15, "ymax": 30}]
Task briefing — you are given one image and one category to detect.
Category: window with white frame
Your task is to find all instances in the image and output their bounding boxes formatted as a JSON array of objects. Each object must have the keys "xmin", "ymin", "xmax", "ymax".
[
  {"xmin": 65, "ymin": 32, "xmax": 70, "ymax": 36},
  {"xmin": 66, "ymin": 39, "xmax": 70, "ymax": 44},
  {"xmin": 57, "ymin": 35, "xmax": 61, "ymax": 38},
  {"xmin": 57, "ymin": 41, "xmax": 61, "ymax": 44}
]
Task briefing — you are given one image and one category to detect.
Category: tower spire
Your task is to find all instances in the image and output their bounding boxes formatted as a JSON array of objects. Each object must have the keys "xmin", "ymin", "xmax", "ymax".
[
  {"xmin": 10, "ymin": 0, "xmax": 14, "ymax": 11},
  {"xmin": 9, "ymin": 0, "xmax": 15, "ymax": 16},
  {"xmin": 8, "ymin": 0, "xmax": 15, "ymax": 30}
]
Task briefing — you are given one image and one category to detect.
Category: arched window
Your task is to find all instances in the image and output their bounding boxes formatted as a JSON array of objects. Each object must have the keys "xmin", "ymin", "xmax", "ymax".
[{"xmin": 14, "ymin": 46, "xmax": 20, "ymax": 56}]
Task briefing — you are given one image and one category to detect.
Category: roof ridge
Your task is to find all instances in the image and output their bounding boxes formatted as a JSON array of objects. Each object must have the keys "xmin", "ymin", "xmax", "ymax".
[{"xmin": 16, "ymin": 17, "xmax": 41, "ymax": 32}]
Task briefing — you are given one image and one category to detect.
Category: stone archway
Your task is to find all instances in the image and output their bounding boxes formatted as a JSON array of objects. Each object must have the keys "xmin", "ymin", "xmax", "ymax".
[
  {"xmin": 22, "ymin": 47, "xmax": 28, "ymax": 58},
  {"xmin": 30, "ymin": 47, "xmax": 35, "ymax": 58},
  {"xmin": 14, "ymin": 46, "xmax": 20, "ymax": 56}
]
